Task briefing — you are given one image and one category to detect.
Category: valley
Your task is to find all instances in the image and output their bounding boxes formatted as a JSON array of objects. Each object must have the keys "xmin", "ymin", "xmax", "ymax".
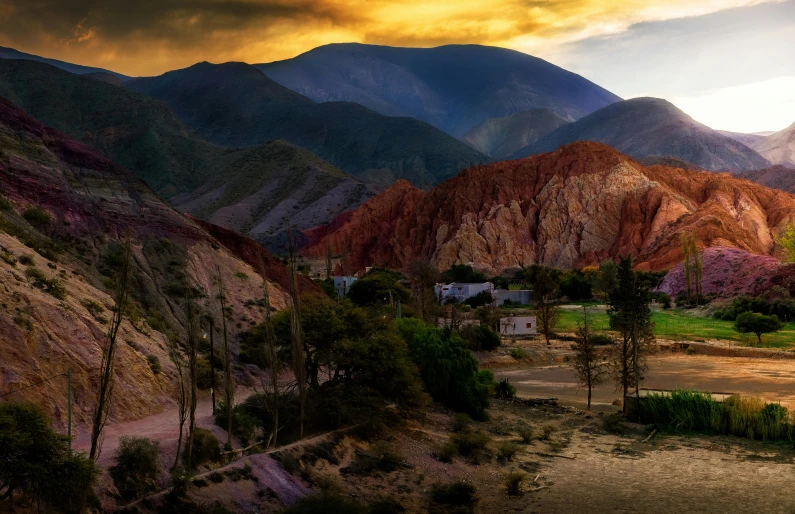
[{"xmin": 1, "ymin": 14, "xmax": 795, "ymax": 514}]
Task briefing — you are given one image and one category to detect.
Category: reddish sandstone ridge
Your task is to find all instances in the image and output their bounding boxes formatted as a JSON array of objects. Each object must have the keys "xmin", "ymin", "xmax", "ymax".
[
  {"xmin": 302, "ymin": 142, "xmax": 795, "ymax": 273},
  {"xmin": 659, "ymin": 247, "xmax": 795, "ymax": 297}
]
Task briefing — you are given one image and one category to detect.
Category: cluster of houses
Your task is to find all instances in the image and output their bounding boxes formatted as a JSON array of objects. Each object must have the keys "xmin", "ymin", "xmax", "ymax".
[{"xmin": 327, "ymin": 271, "xmax": 537, "ymax": 336}]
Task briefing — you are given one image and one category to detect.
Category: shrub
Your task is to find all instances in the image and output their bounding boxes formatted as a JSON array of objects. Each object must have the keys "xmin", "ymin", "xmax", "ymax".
[
  {"xmin": 22, "ymin": 205, "xmax": 54, "ymax": 229},
  {"xmin": 342, "ymin": 441, "xmax": 404, "ymax": 475},
  {"xmin": 464, "ymin": 290, "xmax": 494, "ymax": 308},
  {"xmin": 517, "ymin": 425, "xmax": 534, "ymax": 443},
  {"xmin": 25, "ymin": 266, "xmax": 66, "ymax": 299},
  {"xmin": 494, "ymin": 378, "xmax": 516, "ymax": 399},
  {"xmin": 509, "ymin": 348, "xmax": 527, "ymax": 360},
  {"xmin": 640, "ymin": 390, "xmax": 794, "ymax": 441},
  {"xmin": 497, "ymin": 441, "xmax": 520, "ymax": 461},
  {"xmin": 184, "ymin": 428, "xmax": 221, "ymax": 468},
  {"xmin": 435, "ymin": 440, "xmax": 458, "ymax": 463},
  {"xmin": 18, "ymin": 254, "xmax": 34, "ymax": 265},
  {"xmin": 430, "ymin": 481, "xmax": 478, "ymax": 507},
  {"xmin": 651, "ymin": 292, "xmax": 672, "ymax": 309},
  {"xmin": 109, "ymin": 436, "xmax": 161, "ymax": 501},
  {"xmin": 452, "ymin": 413, "xmax": 471, "ymax": 433},
  {"xmin": 590, "ymin": 334, "xmax": 613, "ymax": 346},
  {"xmin": 0, "ymin": 247, "xmax": 16, "ymax": 266},
  {"xmin": 282, "ymin": 492, "xmax": 367, "ymax": 514},
  {"xmin": 449, "ymin": 430, "xmax": 491, "ymax": 463},
  {"xmin": 461, "ymin": 324, "xmax": 501, "ymax": 351},
  {"xmin": 234, "ymin": 271, "xmax": 248, "ymax": 280},
  {"xmin": 147, "ymin": 354, "xmax": 162, "ymax": 374},
  {"xmin": 214, "ymin": 401, "xmax": 260, "ymax": 446},
  {"xmin": 540, "ymin": 424, "xmax": 558, "ymax": 440},
  {"xmin": 0, "ymin": 195, "xmax": 11, "ymax": 211},
  {"xmin": 503, "ymin": 471, "xmax": 525, "ymax": 495}
]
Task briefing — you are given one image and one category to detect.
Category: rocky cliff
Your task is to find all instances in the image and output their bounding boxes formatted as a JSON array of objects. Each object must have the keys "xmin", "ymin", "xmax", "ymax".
[
  {"xmin": 302, "ymin": 142, "xmax": 795, "ymax": 273},
  {"xmin": 0, "ymin": 98, "xmax": 298, "ymax": 432}
]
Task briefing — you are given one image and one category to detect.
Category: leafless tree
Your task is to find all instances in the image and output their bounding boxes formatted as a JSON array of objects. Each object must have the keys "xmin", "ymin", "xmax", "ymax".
[
  {"xmin": 258, "ymin": 257, "xmax": 281, "ymax": 448},
  {"xmin": 166, "ymin": 336, "xmax": 188, "ymax": 470},
  {"xmin": 183, "ymin": 290, "xmax": 199, "ymax": 468},
  {"xmin": 533, "ymin": 267, "xmax": 561, "ymax": 344},
  {"xmin": 571, "ymin": 307, "xmax": 609, "ymax": 410},
  {"xmin": 89, "ymin": 235, "xmax": 132, "ymax": 461},
  {"xmin": 406, "ymin": 259, "xmax": 439, "ymax": 321},
  {"xmin": 215, "ymin": 265, "xmax": 234, "ymax": 449},
  {"xmin": 286, "ymin": 223, "xmax": 307, "ymax": 438}
]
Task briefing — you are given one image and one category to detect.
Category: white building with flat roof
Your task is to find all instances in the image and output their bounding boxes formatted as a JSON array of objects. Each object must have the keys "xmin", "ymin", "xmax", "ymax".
[
  {"xmin": 499, "ymin": 315, "xmax": 537, "ymax": 336},
  {"xmin": 435, "ymin": 282, "xmax": 494, "ymax": 303}
]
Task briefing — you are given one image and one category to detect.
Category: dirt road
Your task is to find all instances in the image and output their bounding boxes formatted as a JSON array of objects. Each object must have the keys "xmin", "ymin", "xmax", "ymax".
[{"xmin": 497, "ymin": 354, "xmax": 795, "ymax": 411}]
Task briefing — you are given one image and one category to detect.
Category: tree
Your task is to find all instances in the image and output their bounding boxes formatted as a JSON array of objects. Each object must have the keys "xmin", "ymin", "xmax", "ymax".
[
  {"xmin": 90, "ymin": 235, "xmax": 132, "ymax": 461},
  {"xmin": 165, "ymin": 335, "xmax": 188, "ymax": 471},
  {"xmin": 680, "ymin": 233, "xmax": 702, "ymax": 304},
  {"xmin": 258, "ymin": 257, "xmax": 282, "ymax": 448},
  {"xmin": 0, "ymin": 402, "xmax": 97, "ymax": 512},
  {"xmin": 571, "ymin": 307, "xmax": 609, "ymax": 410},
  {"xmin": 109, "ymin": 436, "xmax": 160, "ymax": 502},
  {"xmin": 214, "ymin": 266, "xmax": 234, "ymax": 449},
  {"xmin": 607, "ymin": 256, "xmax": 654, "ymax": 416},
  {"xmin": 533, "ymin": 266, "xmax": 561, "ymax": 344},
  {"xmin": 441, "ymin": 264, "xmax": 486, "ymax": 284},
  {"xmin": 734, "ymin": 312, "xmax": 783, "ymax": 345},
  {"xmin": 347, "ymin": 269, "xmax": 411, "ymax": 307},
  {"xmin": 395, "ymin": 318, "xmax": 491, "ymax": 420},
  {"xmin": 591, "ymin": 259, "xmax": 618, "ymax": 301},
  {"xmin": 287, "ymin": 224, "xmax": 307, "ymax": 439},
  {"xmin": 406, "ymin": 259, "xmax": 440, "ymax": 321},
  {"xmin": 183, "ymin": 291, "xmax": 200, "ymax": 469},
  {"xmin": 776, "ymin": 223, "xmax": 795, "ymax": 262}
]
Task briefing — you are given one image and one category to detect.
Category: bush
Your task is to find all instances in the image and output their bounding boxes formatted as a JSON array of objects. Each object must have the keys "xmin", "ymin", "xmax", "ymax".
[
  {"xmin": 640, "ymin": 390, "xmax": 793, "ymax": 441},
  {"xmin": 214, "ymin": 401, "xmax": 259, "ymax": 446},
  {"xmin": 449, "ymin": 430, "xmax": 491, "ymax": 462},
  {"xmin": 184, "ymin": 428, "xmax": 221, "ymax": 468},
  {"xmin": 283, "ymin": 492, "xmax": 367, "ymax": 514},
  {"xmin": 463, "ymin": 291, "xmax": 494, "ymax": 308},
  {"xmin": 25, "ymin": 266, "xmax": 66, "ymax": 299},
  {"xmin": 540, "ymin": 424, "xmax": 558, "ymax": 440},
  {"xmin": 22, "ymin": 205, "xmax": 54, "ymax": 229},
  {"xmin": 509, "ymin": 348, "xmax": 527, "ymax": 360},
  {"xmin": 430, "ymin": 481, "xmax": 478, "ymax": 507},
  {"xmin": 497, "ymin": 441, "xmax": 520, "ymax": 461},
  {"xmin": 452, "ymin": 413, "xmax": 471, "ymax": 433},
  {"xmin": 0, "ymin": 195, "xmax": 11, "ymax": 211},
  {"xmin": 435, "ymin": 440, "xmax": 458, "ymax": 463},
  {"xmin": 590, "ymin": 334, "xmax": 613, "ymax": 346},
  {"xmin": 109, "ymin": 436, "xmax": 161, "ymax": 501},
  {"xmin": 461, "ymin": 324, "xmax": 501, "ymax": 351},
  {"xmin": 517, "ymin": 425, "xmax": 534, "ymax": 443},
  {"xmin": 503, "ymin": 471, "xmax": 525, "ymax": 495},
  {"xmin": 494, "ymin": 378, "xmax": 516, "ymax": 399},
  {"xmin": 342, "ymin": 442, "xmax": 404, "ymax": 475},
  {"xmin": 651, "ymin": 292, "xmax": 672, "ymax": 309},
  {"xmin": 147, "ymin": 354, "xmax": 162, "ymax": 374}
]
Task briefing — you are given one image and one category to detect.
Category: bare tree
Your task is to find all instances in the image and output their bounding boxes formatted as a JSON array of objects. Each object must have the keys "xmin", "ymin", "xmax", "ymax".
[
  {"xmin": 215, "ymin": 265, "xmax": 234, "ymax": 449},
  {"xmin": 89, "ymin": 235, "xmax": 132, "ymax": 461},
  {"xmin": 571, "ymin": 307, "xmax": 609, "ymax": 410},
  {"xmin": 680, "ymin": 233, "xmax": 692, "ymax": 302},
  {"xmin": 533, "ymin": 267, "xmax": 561, "ymax": 345},
  {"xmin": 325, "ymin": 238, "xmax": 333, "ymax": 280},
  {"xmin": 258, "ymin": 257, "xmax": 281, "ymax": 448},
  {"xmin": 287, "ymin": 224, "xmax": 307, "ymax": 438},
  {"xmin": 406, "ymin": 259, "xmax": 439, "ymax": 321},
  {"xmin": 166, "ymin": 336, "xmax": 188, "ymax": 470},
  {"xmin": 183, "ymin": 290, "xmax": 199, "ymax": 468}
]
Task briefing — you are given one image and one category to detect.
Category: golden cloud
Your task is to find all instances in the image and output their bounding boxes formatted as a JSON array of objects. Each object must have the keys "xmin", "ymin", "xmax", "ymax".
[{"xmin": 0, "ymin": 0, "xmax": 780, "ymax": 76}]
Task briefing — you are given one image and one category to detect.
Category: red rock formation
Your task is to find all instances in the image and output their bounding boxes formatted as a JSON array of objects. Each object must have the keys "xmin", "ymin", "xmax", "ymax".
[
  {"xmin": 302, "ymin": 142, "xmax": 795, "ymax": 273},
  {"xmin": 659, "ymin": 247, "xmax": 795, "ymax": 297}
]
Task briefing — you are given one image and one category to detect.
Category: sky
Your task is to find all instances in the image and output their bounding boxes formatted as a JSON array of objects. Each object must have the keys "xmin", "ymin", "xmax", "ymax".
[{"xmin": 0, "ymin": 0, "xmax": 793, "ymax": 132}]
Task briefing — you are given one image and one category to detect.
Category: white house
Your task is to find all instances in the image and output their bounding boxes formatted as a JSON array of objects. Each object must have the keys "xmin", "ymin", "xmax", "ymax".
[
  {"xmin": 494, "ymin": 289, "xmax": 532, "ymax": 305},
  {"xmin": 499, "ymin": 315, "xmax": 537, "ymax": 336},
  {"xmin": 435, "ymin": 282, "xmax": 494, "ymax": 303},
  {"xmin": 334, "ymin": 275, "xmax": 358, "ymax": 297}
]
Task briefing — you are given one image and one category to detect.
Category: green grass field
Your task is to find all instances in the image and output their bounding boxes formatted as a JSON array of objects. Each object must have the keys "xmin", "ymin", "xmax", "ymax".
[{"xmin": 556, "ymin": 307, "xmax": 795, "ymax": 349}]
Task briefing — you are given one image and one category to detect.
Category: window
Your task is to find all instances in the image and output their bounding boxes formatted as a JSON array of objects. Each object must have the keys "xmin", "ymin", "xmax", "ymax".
[{"xmin": 526, "ymin": 322, "xmax": 532, "ymax": 329}]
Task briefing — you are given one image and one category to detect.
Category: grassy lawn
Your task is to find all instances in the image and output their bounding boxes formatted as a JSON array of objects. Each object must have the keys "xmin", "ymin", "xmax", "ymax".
[{"xmin": 556, "ymin": 307, "xmax": 795, "ymax": 349}]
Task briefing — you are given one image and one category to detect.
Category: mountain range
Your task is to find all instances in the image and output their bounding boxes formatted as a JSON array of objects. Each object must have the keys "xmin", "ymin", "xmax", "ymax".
[
  {"xmin": 302, "ymin": 142, "xmax": 795, "ymax": 273},
  {"xmin": 257, "ymin": 43, "xmax": 622, "ymax": 137},
  {"xmin": 0, "ymin": 45, "xmax": 129, "ymax": 80},
  {"xmin": 125, "ymin": 61, "xmax": 488, "ymax": 188},
  {"xmin": 461, "ymin": 109, "xmax": 570, "ymax": 159},
  {"xmin": 511, "ymin": 98, "xmax": 771, "ymax": 172},
  {"xmin": 0, "ymin": 59, "xmax": 380, "ymax": 250},
  {"xmin": 748, "ymin": 122, "xmax": 795, "ymax": 168}
]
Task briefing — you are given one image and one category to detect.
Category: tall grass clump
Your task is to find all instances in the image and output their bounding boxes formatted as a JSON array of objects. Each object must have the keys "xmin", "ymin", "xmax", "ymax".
[{"xmin": 640, "ymin": 390, "xmax": 793, "ymax": 441}]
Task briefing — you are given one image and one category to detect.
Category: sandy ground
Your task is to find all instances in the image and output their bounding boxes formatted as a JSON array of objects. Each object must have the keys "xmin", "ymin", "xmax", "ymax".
[{"xmin": 496, "ymin": 354, "xmax": 795, "ymax": 412}]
